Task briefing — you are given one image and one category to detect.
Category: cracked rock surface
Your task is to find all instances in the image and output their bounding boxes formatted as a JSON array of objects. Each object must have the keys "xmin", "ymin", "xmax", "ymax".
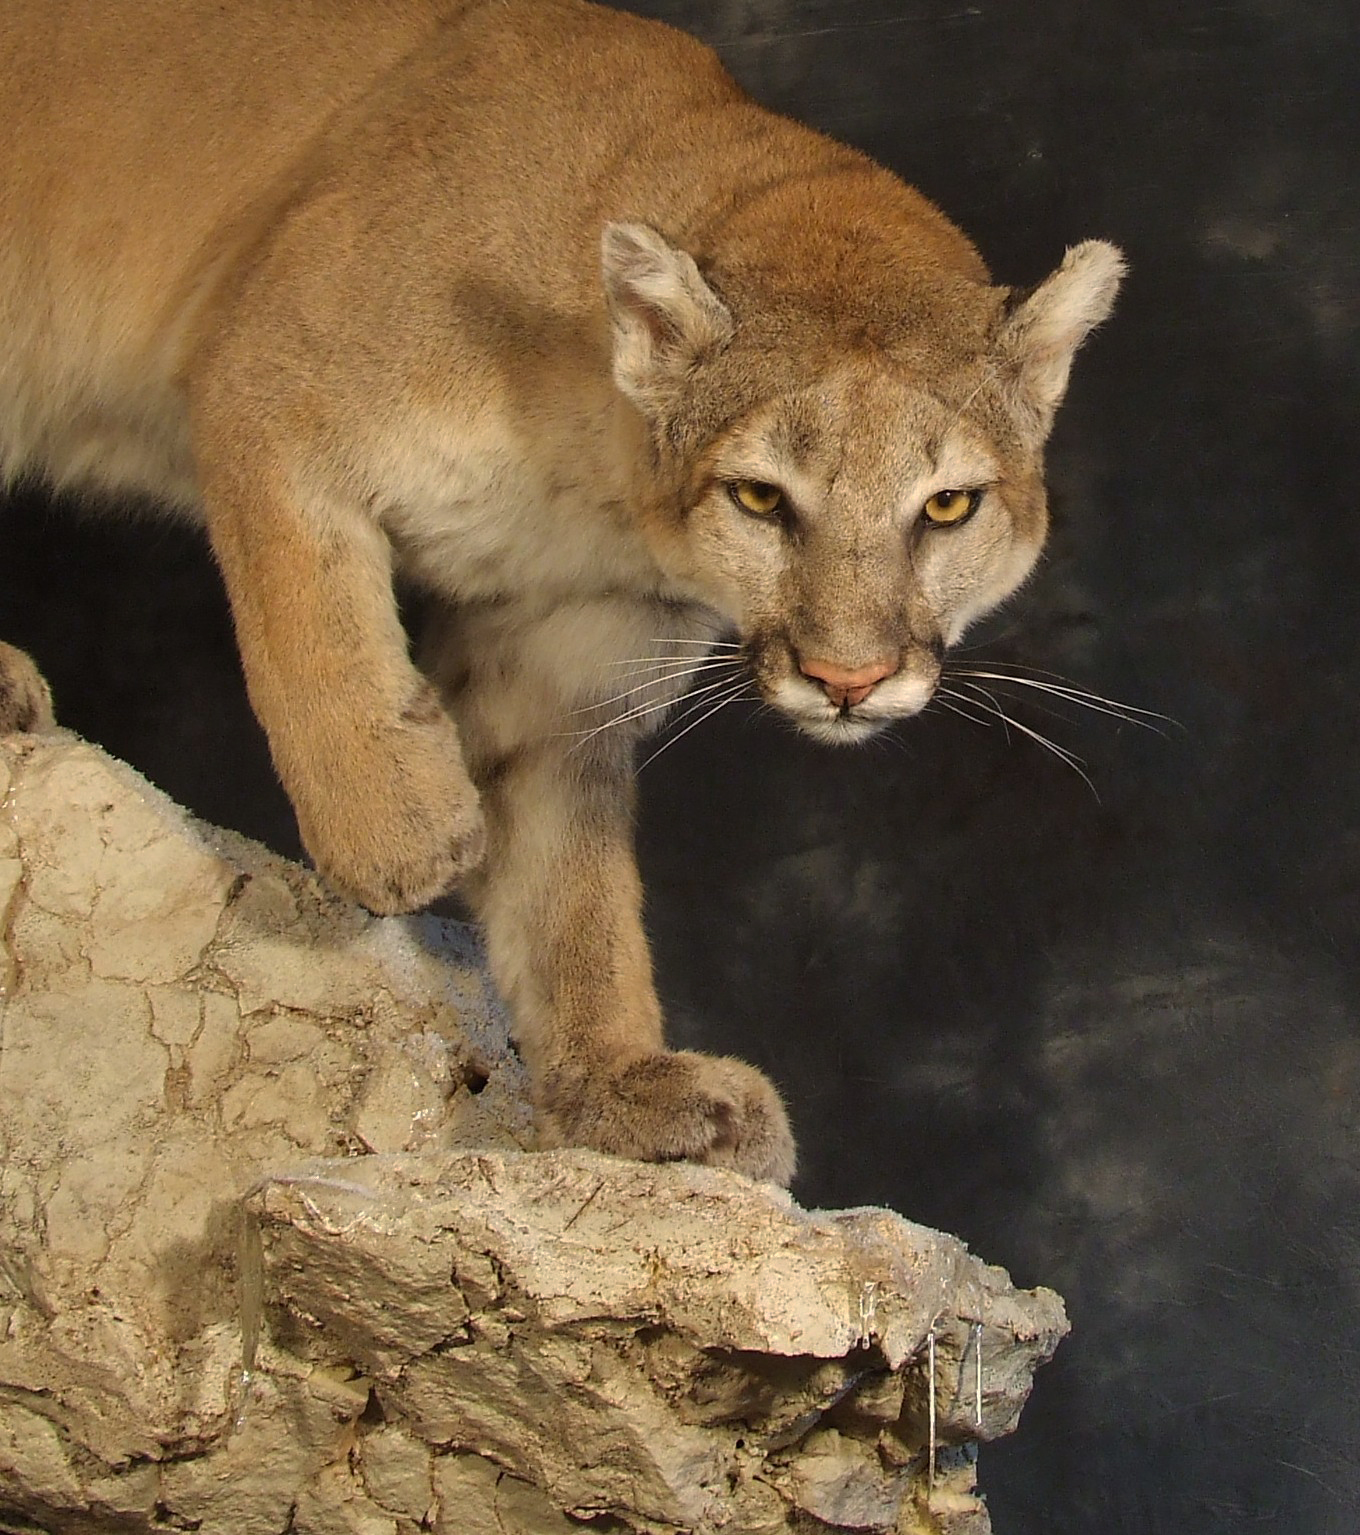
[{"xmin": 0, "ymin": 731, "xmax": 1067, "ymax": 1533}]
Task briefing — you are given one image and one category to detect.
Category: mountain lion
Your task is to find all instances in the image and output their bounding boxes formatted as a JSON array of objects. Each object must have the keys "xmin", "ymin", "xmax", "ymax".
[{"xmin": 0, "ymin": 0, "xmax": 1123, "ymax": 1184}]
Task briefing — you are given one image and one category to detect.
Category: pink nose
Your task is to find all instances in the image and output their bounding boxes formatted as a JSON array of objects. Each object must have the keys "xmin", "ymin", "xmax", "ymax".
[{"xmin": 798, "ymin": 654, "xmax": 899, "ymax": 708}]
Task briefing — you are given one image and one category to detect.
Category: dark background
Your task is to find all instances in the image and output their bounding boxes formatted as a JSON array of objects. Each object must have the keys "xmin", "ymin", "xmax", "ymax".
[{"xmin": 3, "ymin": 2, "xmax": 1358, "ymax": 1531}]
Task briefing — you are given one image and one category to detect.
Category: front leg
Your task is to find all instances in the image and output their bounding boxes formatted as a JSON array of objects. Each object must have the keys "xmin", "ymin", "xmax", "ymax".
[
  {"xmin": 192, "ymin": 438, "xmax": 485, "ymax": 914},
  {"xmin": 440, "ymin": 603, "xmax": 796, "ymax": 1185},
  {"xmin": 467, "ymin": 737, "xmax": 794, "ymax": 1183}
]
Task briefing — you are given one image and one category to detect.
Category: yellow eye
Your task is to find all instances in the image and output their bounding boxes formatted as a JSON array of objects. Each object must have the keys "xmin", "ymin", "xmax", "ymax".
[
  {"xmin": 922, "ymin": 488, "xmax": 981, "ymax": 526},
  {"xmin": 730, "ymin": 480, "xmax": 785, "ymax": 518}
]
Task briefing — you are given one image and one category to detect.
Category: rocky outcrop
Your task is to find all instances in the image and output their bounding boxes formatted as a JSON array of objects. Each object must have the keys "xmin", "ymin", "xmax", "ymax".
[{"xmin": 0, "ymin": 731, "xmax": 1067, "ymax": 1533}]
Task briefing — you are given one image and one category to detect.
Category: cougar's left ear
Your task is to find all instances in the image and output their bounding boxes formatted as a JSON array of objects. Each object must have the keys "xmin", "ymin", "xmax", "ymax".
[
  {"xmin": 601, "ymin": 222, "xmax": 733, "ymax": 411},
  {"xmin": 1001, "ymin": 240, "xmax": 1126, "ymax": 428}
]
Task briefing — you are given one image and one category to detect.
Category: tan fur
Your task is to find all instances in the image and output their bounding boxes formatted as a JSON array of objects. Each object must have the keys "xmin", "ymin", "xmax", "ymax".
[
  {"xmin": 0, "ymin": 644, "xmax": 55, "ymax": 735},
  {"xmin": 0, "ymin": 0, "xmax": 1123, "ymax": 1183}
]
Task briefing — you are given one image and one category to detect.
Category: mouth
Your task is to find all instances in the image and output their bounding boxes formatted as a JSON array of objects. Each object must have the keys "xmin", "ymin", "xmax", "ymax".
[
  {"xmin": 788, "ymin": 709, "xmax": 889, "ymax": 745},
  {"xmin": 765, "ymin": 671, "xmax": 937, "ymax": 744},
  {"xmin": 737, "ymin": 631, "xmax": 941, "ymax": 744}
]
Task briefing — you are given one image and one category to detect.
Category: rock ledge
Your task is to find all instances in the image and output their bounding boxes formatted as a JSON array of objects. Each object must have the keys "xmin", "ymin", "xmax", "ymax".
[{"xmin": 0, "ymin": 732, "xmax": 1066, "ymax": 1533}]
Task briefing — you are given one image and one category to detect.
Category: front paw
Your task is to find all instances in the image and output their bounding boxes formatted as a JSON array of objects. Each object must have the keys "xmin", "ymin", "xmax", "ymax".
[
  {"xmin": 542, "ymin": 1050, "xmax": 797, "ymax": 1186},
  {"xmin": 292, "ymin": 711, "xmax": 486, "ymax": 915},
  {"xmin": 0, "ymin": 644, "xmax": 55, "ymax": 734}
]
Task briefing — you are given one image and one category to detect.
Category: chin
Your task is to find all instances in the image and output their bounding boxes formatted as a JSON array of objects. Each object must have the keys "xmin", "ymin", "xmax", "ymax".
[{"xmin": 785, "ymin": 711, "xmax": 889, "ymax": 746}]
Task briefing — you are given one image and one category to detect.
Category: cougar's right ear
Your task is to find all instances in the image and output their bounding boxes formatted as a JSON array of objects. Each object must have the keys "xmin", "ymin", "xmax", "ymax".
[{"xmin": 601, "ymin": 222, "xmax": 733, "ymax": 411}]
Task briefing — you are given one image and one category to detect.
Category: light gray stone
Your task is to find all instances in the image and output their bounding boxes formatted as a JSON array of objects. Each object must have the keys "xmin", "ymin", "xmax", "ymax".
[{"xmin": 0, "ymin": 732, "xmax": 1067, "ymax": 1533}]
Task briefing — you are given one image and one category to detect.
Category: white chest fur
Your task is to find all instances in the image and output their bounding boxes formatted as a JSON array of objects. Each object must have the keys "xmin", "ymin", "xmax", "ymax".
[{"xmin": 375, "ymin": 404, "xmax": 672, "ymax": 611}]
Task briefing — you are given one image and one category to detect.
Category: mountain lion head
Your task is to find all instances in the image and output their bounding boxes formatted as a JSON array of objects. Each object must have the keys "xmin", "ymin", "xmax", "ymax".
[{"xmin": 603, "ymin": 220, "xmax": 1124, "ymax": 743}]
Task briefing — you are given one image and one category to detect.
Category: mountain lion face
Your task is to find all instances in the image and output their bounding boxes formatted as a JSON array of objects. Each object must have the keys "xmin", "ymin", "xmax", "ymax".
[
  {"xmin": 672, "ymin": 358, "xmax": 1047, "ymax": 745},
  {"xmin": 603, "ymin": 222, "xmax": 1123, "ymax": 743}
]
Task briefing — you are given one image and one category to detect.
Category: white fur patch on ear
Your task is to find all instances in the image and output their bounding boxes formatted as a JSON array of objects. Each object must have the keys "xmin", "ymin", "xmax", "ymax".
[
  {"xmin": 1004, "ymin": 240, "xmax": 1127, "ymax": 424},
  {"xmin": 601, "ymin": 222, "xmax": 732, "ymax": 409}
]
